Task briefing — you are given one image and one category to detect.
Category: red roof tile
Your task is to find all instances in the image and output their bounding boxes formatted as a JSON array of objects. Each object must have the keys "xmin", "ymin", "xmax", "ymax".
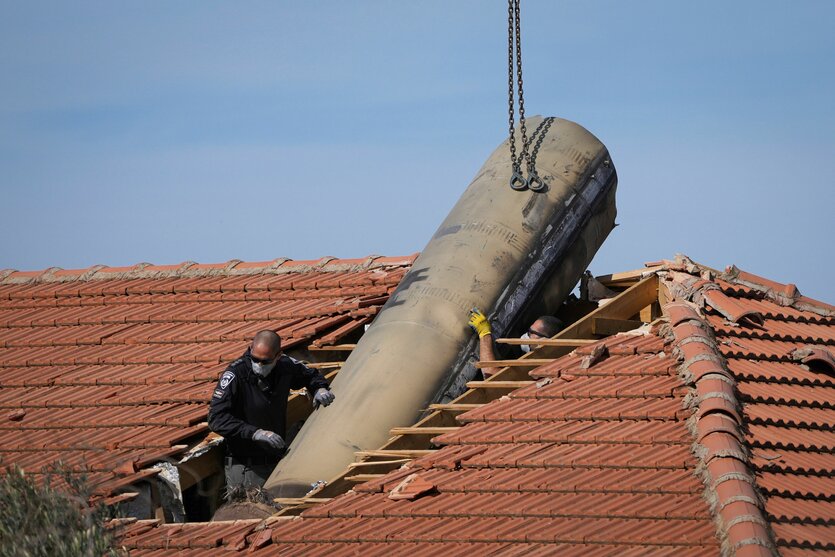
[
  {"xmin": 241, "ymin": 258, "xmax": 829, "ymax": 554},
  {"xmin": 8, "ymin": 253, "xmax": 832, "ymax": 553},
  {"xmin": 0, "ymin": 255, "xmax": 414, "ymax": 497},
  {"xmin": 219, "ymin": 330, "xmax": 718, "ymax": 553},
  {"xmin": 662, "ymin": 256, "xmax": 835, "ymax": 553}
]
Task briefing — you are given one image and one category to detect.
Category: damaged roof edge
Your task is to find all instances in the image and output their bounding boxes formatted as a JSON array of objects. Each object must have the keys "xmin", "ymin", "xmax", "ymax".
[
  {"xmin": 658, "ymin": 254, "xmax": 834, "ymax": 317},
  {"xmin": 0, "ymin": 254, "xmax": 420, "ymax": 286}
]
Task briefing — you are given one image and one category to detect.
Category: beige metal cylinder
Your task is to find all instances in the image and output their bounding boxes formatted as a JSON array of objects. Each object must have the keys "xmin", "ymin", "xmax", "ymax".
[{"xmin": 266, "ymin": 116, "xmax": 617, "ymax": 496}]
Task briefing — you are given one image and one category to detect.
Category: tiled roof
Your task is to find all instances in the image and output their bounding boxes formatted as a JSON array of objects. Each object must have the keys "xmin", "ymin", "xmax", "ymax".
[
  {"xmin": 7, "ymin": 254, "xmax": 833, "ymax": 555},
  {"xmin": 659, "ymin": 260, "xmax": 835, "ymax": 555},
  {"xmin": 259, "ymin": 330, "xmax": 721, "ymax": 555},
  {"xmin": 0, "ymin": 255, "xmax": 415, "ymax": 497},
  {"xmin": 117, "ymin": 329, "xmax": 720, "ymax": 555},
  {"xmin": 112, "ymin": 518, "xmax": 278, "ymax": 554},
  {"xmin": 114, "ymin": 256, "xmax": 835, "ymax": 556}
]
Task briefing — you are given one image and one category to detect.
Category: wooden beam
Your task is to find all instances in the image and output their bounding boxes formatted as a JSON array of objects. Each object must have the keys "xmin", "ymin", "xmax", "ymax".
[
  {"xmin": 428, "ymin": 403, "xmax": 482, "ymax": 412},
  {"xmin": 658, "ymin": 281, "xmax": 668, "ymax": 307},
  {"xmin": 306, "ymin": 473, "xmax": 355, "ymax": 500},
  {"xmin": 591, "ymin": 317, "xmax": 644, "ymax": 336},
  {"xmin": 496, "ymin": 338, "xmax": 597, "ymax": 346},
  {"xmin": 389, "ymin": 426, "xmax": 459, "ymax": 436},
  {"xmin": 466, "ymin": 381, "xmax": 533, "ymax": 389},
  {"xmin": 595, "ymin": 266, "xmax": 661, "ymax": 288},
  {"xmin": 532, "ymin": 275, "xmax": 659, "ymax": 359},
  {"xmin": 308, "ymin": 344, "xmax": 356, "ymax": 351},
  {"xmin": 205, "ymin": 517, "xmax": 295, "ymax": 525},
  {"xmin": 345, "ymin": 474, "xmax": 384, "ymax": 483},
  {"xmin": 306, "ymin": 362, "xmax": 345, "ymax": 369},
  {"xmin": 274, "ymin": 497, "xmax": 332, "ymax": 506},
  {"xmin": 474, "ymin": 359, "xmax": 554, "ymax": 368},
  {"xmin": 354, "ymin": 450, "xmax": 434, "ymax": 459},
  {"xmin": 347, "ymin": 459, "xmax": 411, "ymax": 469}
]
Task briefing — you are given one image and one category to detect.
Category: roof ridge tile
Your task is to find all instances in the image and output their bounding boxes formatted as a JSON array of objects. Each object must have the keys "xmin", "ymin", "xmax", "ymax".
[
  {"xmin": 0, "ymin": 254, "xmax": 417, "ymax": 286},
  {"xmin": 722, "ymin": 266, "xmax": 834, "ymax": 319},
  {"xmin": 657, "ymin": 255, "xmax": 833, "ymax": 318},
  {"xmin": 661, "ymin": 296, "xmax": 778, "ymax": 556}
]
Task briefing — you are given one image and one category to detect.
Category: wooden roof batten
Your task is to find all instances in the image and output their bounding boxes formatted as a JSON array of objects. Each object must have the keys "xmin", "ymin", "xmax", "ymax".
[{"xmin": 274, "ymin": 270, "xmax": 664, "ymax": 514}]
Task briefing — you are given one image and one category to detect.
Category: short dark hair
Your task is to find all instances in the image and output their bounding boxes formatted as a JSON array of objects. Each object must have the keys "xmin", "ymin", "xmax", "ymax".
[
  {"xmin": 252, "ymin": 330, "xmax": 281, "ymax": 352},
  {"xmin": 533, "ymin": 316, "xmax": 564, "ymax": 338}
]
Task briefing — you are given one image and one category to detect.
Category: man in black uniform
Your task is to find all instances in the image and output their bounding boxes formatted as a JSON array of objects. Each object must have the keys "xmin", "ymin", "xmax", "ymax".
[{"xmin": 208, "ymin": 330, "xmax": 335, "ymax": 490}]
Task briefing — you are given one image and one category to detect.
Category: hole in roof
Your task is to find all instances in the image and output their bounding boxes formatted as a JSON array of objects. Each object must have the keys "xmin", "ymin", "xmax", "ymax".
[
  {"xmin": 806, "ymin": 358, "xmax": 835, "ymax": 377},
  {"xmin": 738, "ymin": 313, "xmax": 765, "ymax": 329}
]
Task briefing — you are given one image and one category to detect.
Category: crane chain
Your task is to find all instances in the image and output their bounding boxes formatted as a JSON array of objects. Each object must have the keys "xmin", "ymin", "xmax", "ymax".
[
  {"xmin": 507, "ymin": 0, "xmax": 549, "ymax": 192},
  {"xmin": 507, "ymin": 0, "xmax": 526, "ymax": 190},
  {"xmin": 526, "ymin": 116, "xmax": 554, "ymax": 192}
]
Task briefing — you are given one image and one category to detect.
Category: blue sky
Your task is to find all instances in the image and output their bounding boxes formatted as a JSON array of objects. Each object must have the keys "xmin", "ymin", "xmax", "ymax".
[{"xmin": 1, "ymin": 1, "xmax": 833, "ymax": 300}]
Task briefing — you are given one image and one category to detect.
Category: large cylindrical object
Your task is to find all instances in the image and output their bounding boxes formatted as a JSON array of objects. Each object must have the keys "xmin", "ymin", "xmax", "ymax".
[{"xmin": 266, "ymin": 116, "xmax": 617, "ymax": 496}]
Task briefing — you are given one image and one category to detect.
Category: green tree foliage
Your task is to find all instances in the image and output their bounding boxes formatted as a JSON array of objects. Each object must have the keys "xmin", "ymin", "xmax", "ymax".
[{"xmin": 0, "ymin": 463, "xmax": 121, "ymax": 557}]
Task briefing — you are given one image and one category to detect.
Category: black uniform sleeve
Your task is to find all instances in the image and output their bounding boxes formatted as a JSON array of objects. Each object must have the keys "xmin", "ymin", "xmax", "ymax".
[
  {"xmin": 208, "ymin": 366, "xmax": 258, "ymax": 440},
  {"xmin": 286, "ymin": 356, "xmax": 330, "ymax": 393}
]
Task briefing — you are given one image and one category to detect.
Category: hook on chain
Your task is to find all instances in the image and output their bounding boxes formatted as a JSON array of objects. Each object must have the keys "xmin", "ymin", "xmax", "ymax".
[
  {"xmin": 509, "ymin": 169, "xmax": 528, "ymax": 191},
  {"xmin": 527, "ymin": 172, "xmax": 546, "ymax": 192},
  {"xmin": 506, "ymin": 2, "xmax": 552, "ymax": 194}
]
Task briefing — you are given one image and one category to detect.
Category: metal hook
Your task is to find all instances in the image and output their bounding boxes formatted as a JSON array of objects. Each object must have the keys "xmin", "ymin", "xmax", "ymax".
[
  {"xmin": 527, "ymin": 172, "xmax": 546, "ymax": 192},
  {"xmin": 510, "ymin": 170, "xmax": 528, "ymax": 191}
]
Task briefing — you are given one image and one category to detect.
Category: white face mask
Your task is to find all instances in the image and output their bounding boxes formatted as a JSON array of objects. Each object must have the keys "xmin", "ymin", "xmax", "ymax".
[
  {"xmin": 251, "ymin": 359, "xmax": 277, "ymax": 377},
  {"xmin": 519, "ymin": 332, "xmax": 532, "ymax": 353}
]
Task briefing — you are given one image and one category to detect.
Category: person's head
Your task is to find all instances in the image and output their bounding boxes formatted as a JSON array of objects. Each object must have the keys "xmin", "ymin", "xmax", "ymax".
[
  {"xmin": 520, "ymin": 315, "xmax": 564, "ymax": 352},
  {"xmin": 250, "ymin": 330, "xmax": 282, "ymax": 376},
  {"xmin": 528, "ymin": 316, "xmax": 563, "ymax": 339}
]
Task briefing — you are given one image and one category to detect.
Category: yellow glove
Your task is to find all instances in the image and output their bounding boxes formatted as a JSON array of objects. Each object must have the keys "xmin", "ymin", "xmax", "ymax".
[{"xmin": 468, "ymin": 308, "xmax": 492, "ymax": 338}]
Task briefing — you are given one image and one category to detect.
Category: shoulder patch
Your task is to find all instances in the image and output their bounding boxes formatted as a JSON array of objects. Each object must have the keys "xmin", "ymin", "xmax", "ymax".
[
  {"xmin": 219, "ymin": 370, "xmax": 235, "ymax": 390},
  {"xmin": 212, "ymin": 389, "xmax": 224, "ymax": 399}
]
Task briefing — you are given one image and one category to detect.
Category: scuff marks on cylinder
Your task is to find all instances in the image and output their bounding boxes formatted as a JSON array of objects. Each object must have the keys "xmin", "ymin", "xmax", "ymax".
[
  {"xmin": 410, "ymin": 284, "xmax": 471, "ymax": 314},
  {"xmin": 491, "ymin": 251, "xmax": 516, "ymax": 274},
  {"xmin": 433, "ymin": 221, "xmax": 526, "ymax": 254}
]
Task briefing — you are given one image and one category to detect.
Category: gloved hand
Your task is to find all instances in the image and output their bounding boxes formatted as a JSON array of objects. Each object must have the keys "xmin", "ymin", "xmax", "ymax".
[
  {"xmin": 468, "ymin": 308, "xmax": 492, "ymax": 338},
  {"xmin": 313, "ymin": 388, "xmax": 335, "ymax": 409},
  {"xmin": 252, "ymin": 429, "xmax": 285, "ymax": 452}
]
